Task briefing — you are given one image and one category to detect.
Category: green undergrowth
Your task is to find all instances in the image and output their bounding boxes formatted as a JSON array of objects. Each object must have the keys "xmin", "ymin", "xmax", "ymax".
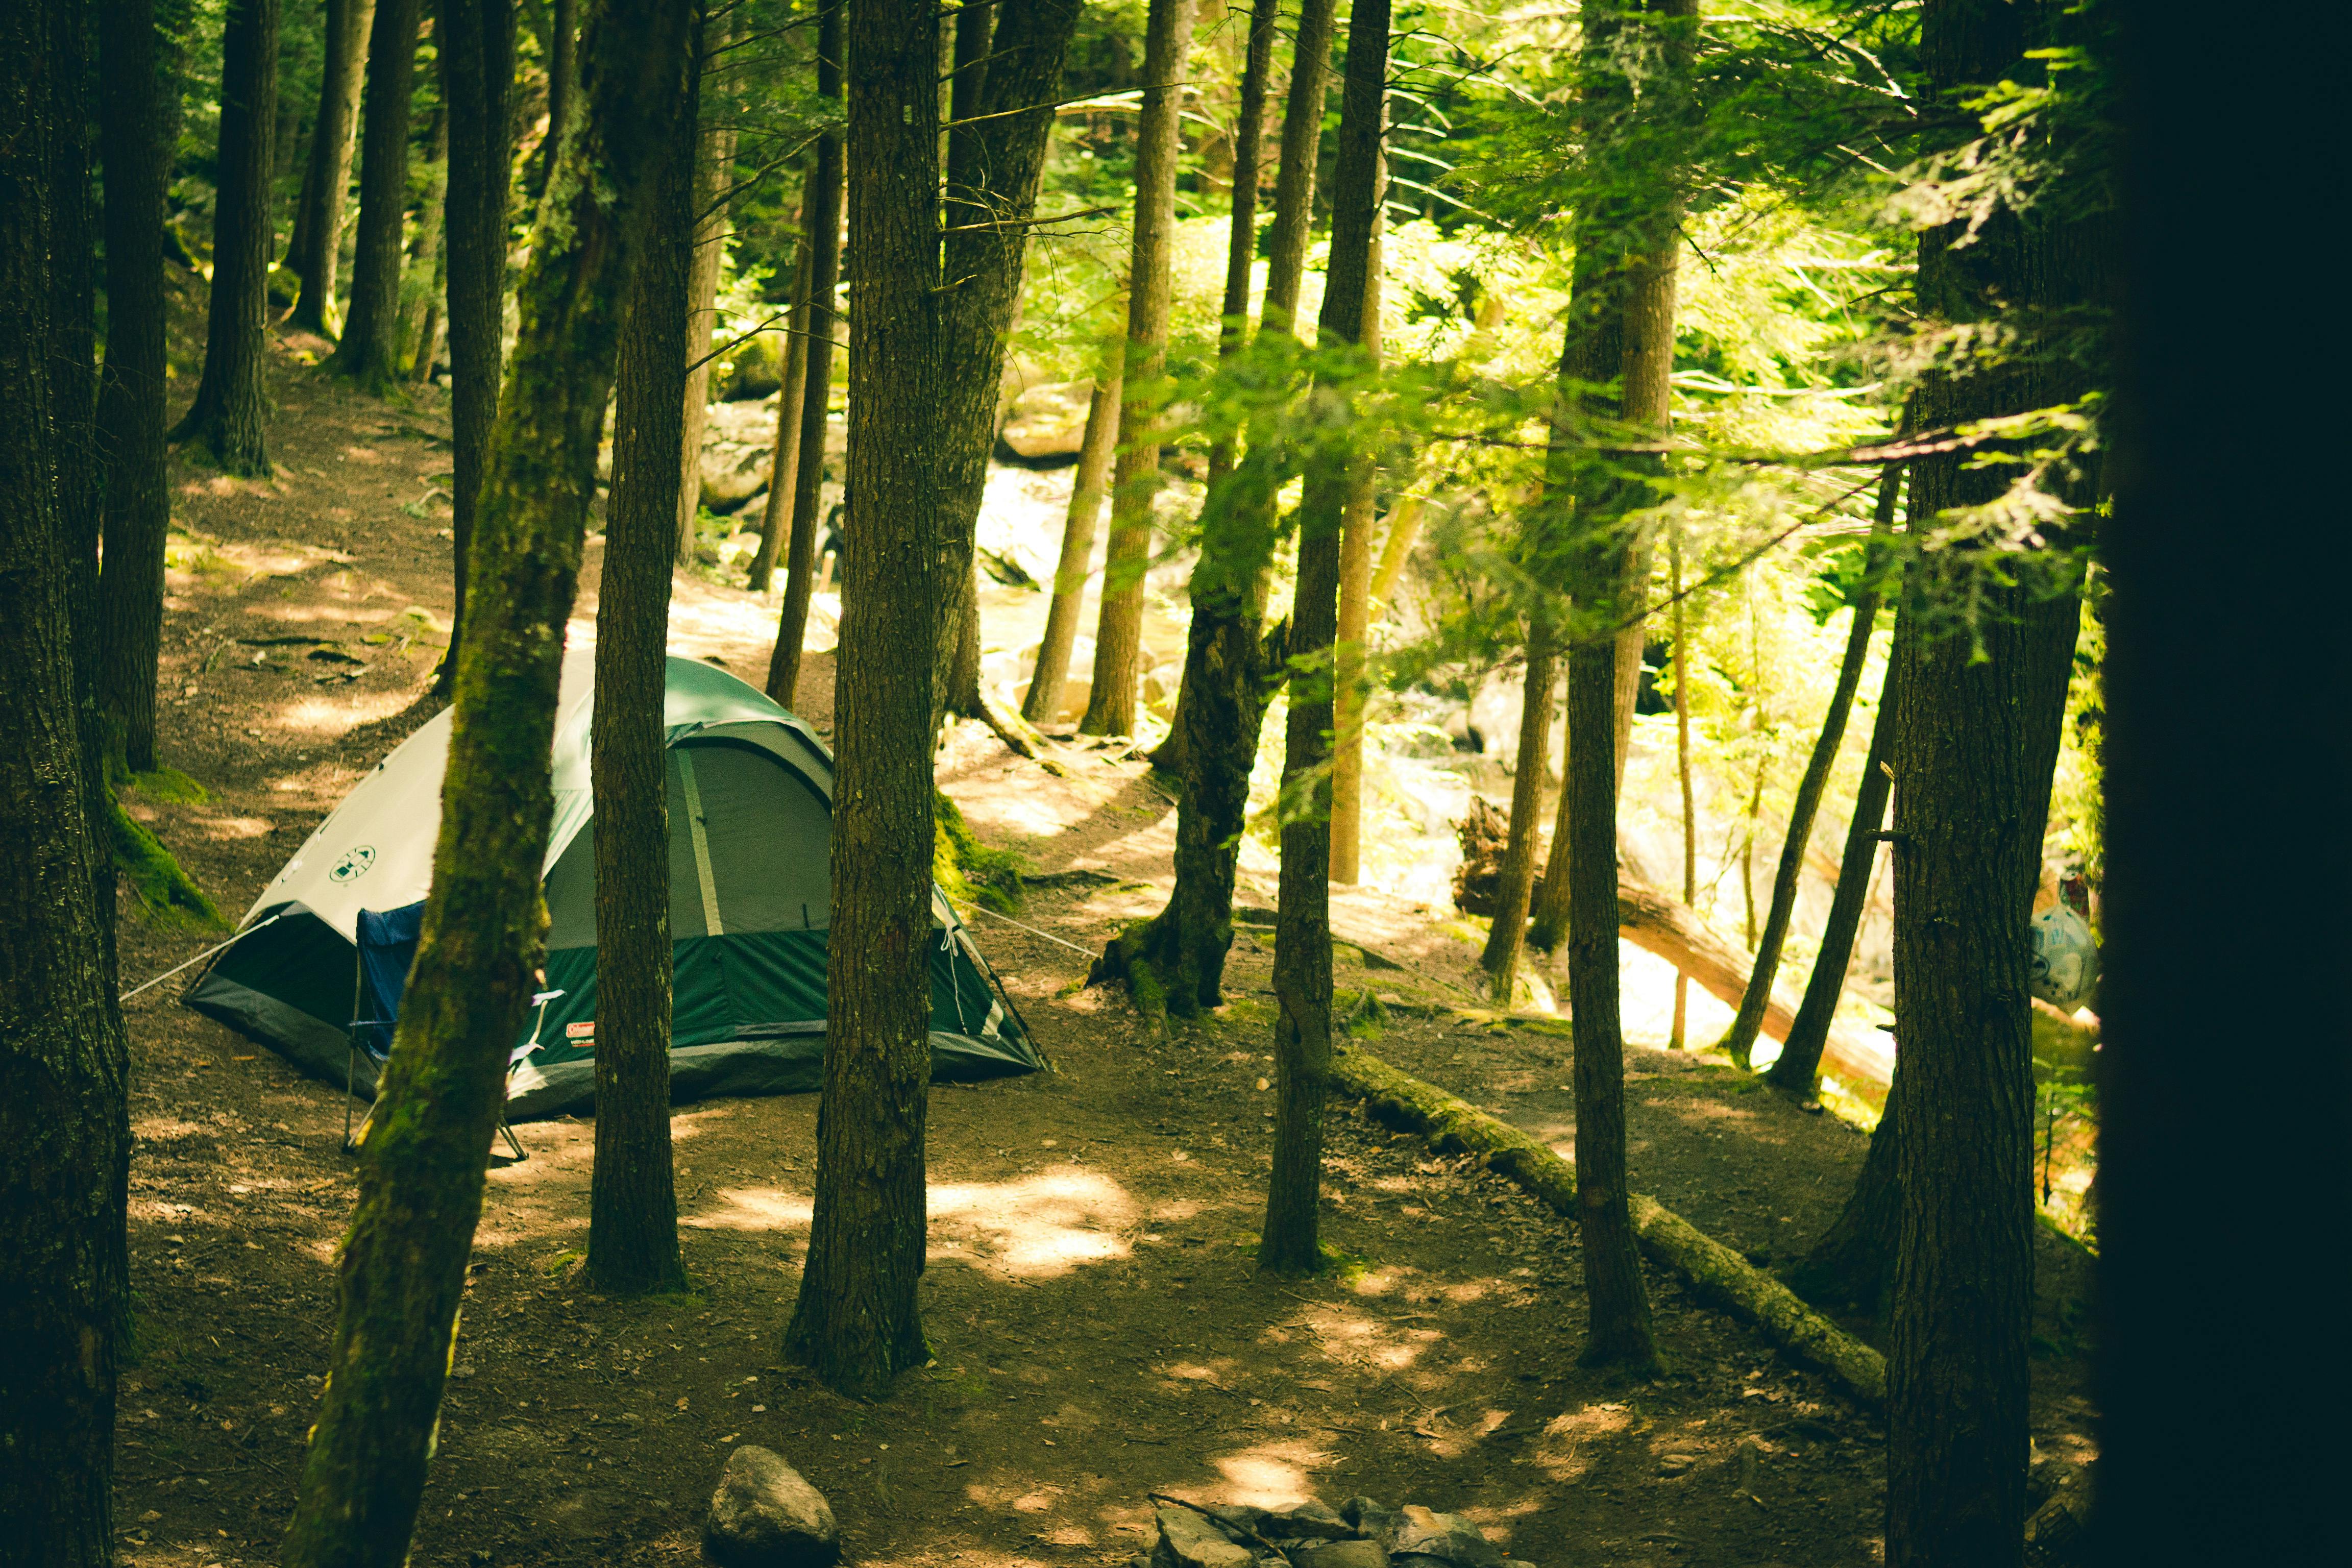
[
  {"xmin": 933, "ymin": 790, "xmax": 1026, "ymax": 915},
  {"xmin": 111, "ymin": 796, "xmax": 225, "ymax": 930}
]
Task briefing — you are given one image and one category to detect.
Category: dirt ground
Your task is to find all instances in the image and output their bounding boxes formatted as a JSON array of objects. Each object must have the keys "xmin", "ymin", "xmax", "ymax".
[{"xmin": 109, "ymin": 313, "xmax": 2093, "ymax": 1568}]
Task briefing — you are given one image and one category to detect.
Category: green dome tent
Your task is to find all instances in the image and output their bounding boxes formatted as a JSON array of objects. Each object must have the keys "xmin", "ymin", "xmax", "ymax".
[{"xmin": 186, "ymin": 649, "xmax": 1040, "ymax": 1119}]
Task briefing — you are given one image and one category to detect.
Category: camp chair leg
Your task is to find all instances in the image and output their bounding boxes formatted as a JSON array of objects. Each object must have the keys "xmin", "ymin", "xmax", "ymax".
[
  {"xmin": 497, "ymin": 1113, "xmax": 527, "ymax": 1163},
  {"xmin": 342, "ymin": 1042, "xmax": 361, "ymax": 1153}
]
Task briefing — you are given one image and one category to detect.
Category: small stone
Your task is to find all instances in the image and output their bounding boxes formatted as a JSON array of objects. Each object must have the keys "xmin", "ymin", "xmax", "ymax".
[
  {"xmin": 1155, "ymin": 1506, "xmax": 1257, "ymax": 1568},
  {"xmin": 1207, "ymin": 1504, "xmax": 1269, "ymax": 1541},
  {"xmin": 1391, "ymin": 1508, "xmax": 1503, "ymax": 1568},
  {"xmin": 1301, "ymin": 1540, "xmax": 1389, "ymax": 1568},
  {"xmin": 1340, "ymin": 1499, "xmax": 1401, "ymax": 1546},
  {"xmin": 702, "ymin": 1446, "xmax": 840, "ymax": 1568},
  {"xmin": 1263, "ymin": 1500, "xmax": 1353, "ymax": 1541},
  {"xmin": 1657, "ymin": 1453, "xmax": 1698, "ymax": 1477}
]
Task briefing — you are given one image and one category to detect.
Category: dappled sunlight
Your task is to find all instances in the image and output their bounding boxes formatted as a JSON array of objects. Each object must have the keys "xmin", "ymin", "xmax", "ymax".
[
  {"xmin": 275, "ymin": 688, "xmax": 426, "ymax": 735},
  {"xmin": 1528, "ymin": 1401, "xmax": 1634, "ymax": 1483},
  {"xmin": 1212, "ymin": 1440, "xmax": 1337, "ymax": 1506},
  {"xmin": 932, "ymin": 1167, "xmax": 1137, "ymax": 1278},
  {"xmin": 691, "ymin": 1187, "xmax": 815, "ymax": 1233}
]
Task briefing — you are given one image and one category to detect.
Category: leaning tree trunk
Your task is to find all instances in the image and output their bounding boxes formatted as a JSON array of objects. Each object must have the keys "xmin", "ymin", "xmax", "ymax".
[
  {"xmin": 96, "ymin": 0, "xmax": 175, "ymax": 775},
  {"xmin": 1079, "ymin": 0, "xmax": 1197, "ymax": 737},
  {"xmin": 0, "ymin": 11, "xmax": 134, "ymax": 1564},
  {"xmin": 586, "ymin": 21, "xmax": 700, "ymax": 1300},
  {"xmin": 782, "ymin": 0, "xmax": 942, "ymax": 1400},
  {"xmin": 1021, "ymin": 360, "xmax": 1119, "ymax": 724},
  {"xmin": 430, "ymin": 0, "xmax": 517, "ymax": 694},
  {"xmin": 764, "ymin": 0, "xmax": 843, "ymax": 711},
  {"xmin": 1784, "ymin": 1079, "xmax": 1905, "ymax": 1317},
  {"xmin": 1719, "ymin": 462, "xmax": 1899, "ymax": 1068},
  {"xmin": 276, "ymin": 6, "xmax": 696, "ymax": 1563},
  {"xmin": 1330, "ymin": 112, "xmax": 1387, "ymax": 884},
  {"xmin": 1768, "ymin": 593, "xmax": 1903, "ymax": 1093},
  {"xmin": 171, "ymin": 0, "xmax": 279, "ymax": 475},
  {"xmin": 673, "ymin": 13, "xmax": 738, "ymax": 565},
  {"xmin": 289, "ymin": 0, "xmax": 374, "ymax": 333},
  {"xmin": 1098, "ymin": 0, "xmax": 1336, "ymax": 1013},
  {"xmin": 1260, "ymin": 0, "xmax": 1387, "ymax": 1277},
  {"xmin": 330, "ymin": 0, "xmax": 422, "ymax": 393},
  {"xmin": 1478, "ymin": 618, "xmax": 1556, "ymax": 995},
  {"xmin": 926, "ymin": 0, "xmax": 1087, "ymax": 732},
  {"xmin": 746, "ymin": 232, "xmax": 810, "ymax": 591}
]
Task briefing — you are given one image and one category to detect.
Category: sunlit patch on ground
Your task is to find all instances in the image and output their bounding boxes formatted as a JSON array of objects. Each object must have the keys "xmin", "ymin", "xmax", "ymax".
[{"xmin": 1211, "ymin": 1440, "xmax": 1337, "ymax": 1506}]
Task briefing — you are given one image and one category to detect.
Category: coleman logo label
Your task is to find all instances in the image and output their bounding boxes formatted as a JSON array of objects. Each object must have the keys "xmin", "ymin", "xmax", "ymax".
[{"xmin": 329, "ymin": 846, "xmax": 377, "ymax": 883}]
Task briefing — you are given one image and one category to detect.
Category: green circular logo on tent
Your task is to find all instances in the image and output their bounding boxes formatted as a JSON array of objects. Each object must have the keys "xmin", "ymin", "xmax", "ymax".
[{"xmin": 330, "ymin": 846, "xmax": 377, "ymax": 884}]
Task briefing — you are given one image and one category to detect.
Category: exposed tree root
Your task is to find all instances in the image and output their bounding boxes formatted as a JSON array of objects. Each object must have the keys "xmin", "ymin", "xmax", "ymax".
[
  {"xmin": 111, "ymin": 794, "xmax": 225, "ymax": 930},
  {"xmin": 1328, "ymin": 1041, "xmax": 1887, "ymax": 1405}
]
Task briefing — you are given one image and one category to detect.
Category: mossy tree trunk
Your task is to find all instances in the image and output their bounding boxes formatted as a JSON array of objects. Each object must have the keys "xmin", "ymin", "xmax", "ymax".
[
  {"xmin": 97, "ymin": 0, "xmax": 175, "ymax": 775},
  {"xmin": 529, "ymin": 0, "xmax": 577, "ymax": 200},
  {"xmin": 431, "ymin": 0, "xmax": 517, "ymax": 693},
  {"xmin": 587, "ymin": 19, "xmax": 701, "ymax": 1300},
  {"xmin": 277, "ymin": 5, "xmax": 696, "ymax": 1562},
  {"xmin": 330, "ymin": 0, "xmax": 422, "ymax": 393},
  {"xmin": 171, "ymin": 0, "xmax": 278, "ymax": 475},
  {"xmin": 399, "ymin": 106, "xmax": 450, "ymax": 381},
  {"xmin": 1478, "ymin": 617, "xmax": 1555, "ymax": 996},
  {"xmin": 1080, "ymin": 0, "xmax": 1196, "ymax": 737},
  {"xmin": 765, "ymin": 0, "xmax": 843, "ymax": 710},
  {"xmin": 1330, "ymin": 113, "xmax": 1386, "ymax": 884},
  {"xmin": 673, "ymin": 12, "xmax": 737, "ymax": 564},
  {"xmin": 782, "ymin": 0, "xmax": 942, "ymax": 1399},
  {"xmin": 1260, "ymin": 0, "xmax": 1387, "ymax": 1277},
  {"xmin": 0, "ymin": 11, "xmax": 134, "ymax": 1559},
  {"xmin": 289, "ymin": 0, "xmax": 374, "ymax": 333}
]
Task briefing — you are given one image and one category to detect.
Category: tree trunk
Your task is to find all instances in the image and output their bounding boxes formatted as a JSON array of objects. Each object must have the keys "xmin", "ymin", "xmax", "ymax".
[
  {"xmin": 96, "ymin": 0, "xmax": 175, "ymax": 775},
  {"xmin": 1079, "ymin": 0, "xmax": 1196, "ymax": 737},
  {"xmin": 170, "ymin": 0, "xmax": 279, "ymax": 475},
  {"xmin": 586, "ymin": 23, "xmax": 699, "ymax": 1300},
  {"xmin": 2097, "ymin": 10, "xmax": 2339, "ymax": 1551},
  {"xmin": 1720, "ymin": 464, "xmax": 1898, "ymax": 1067},
  {"xmin": 1768, "ymin": 602, "xmax": 1902, "ymax": 1093},
  {"xmin": 276, "ymin": 4, "xmax": 695, "ymax": 1560},
  {"xmin": 1260, "ymin": 0, "xmax": 1386, "ymax": 1277},
  {"xmin": 0, "ymin": 10, "xmax": 134, "ymax": 1562},
  {"xmin": 1670, "ymin": 529, "xmax": 1693, "ymax": 1046},
  {"xmin": 673, "ymin": 17, "xmax": 737, "ymax": 565},
  {"xmin": 331, "ymin": 0, "xmax": 423, "ymax": 393},
  {"xmin": 1478, "ymin": 623, "xmax": 1554, "ymax": 994},
  {"xmin": 1330, "ymin": 116, "xmax": 1386, "ymax": 885},
  {"xmin": 430, "ymin": 0, "xmax": 517, "ymax": 695},
  {"xmin": 1021, "ymin": 363, "xmax": 1119, "ymax": 723},
  {"xmin": 782, "ymin": 0, "xmax": 941, "ymax": 1400},
  {"xmin": 764, "ymin": 0, "xmax": 843, "ymax": 711},
  {"xmin": 530, "ymin": 0, "xmax": 576, "ymax": 200},
  {"xmin": 1783, "ymin": 1081, "xmax": 1903, "ymax": 1316},
  {"xmin": 746, "ymin": 231, "xmax": 810, "ymax": 591},
  {"xmin": 924, "ymin": 0, "xmax": 1086, "ymax": 732},
  {"xmin": 290, "ymin": 0, "xmax": 375, "ymax": 333},
  {"xmin": 399, "ymin": 105, "xmax": 450, "ymax": 380}
]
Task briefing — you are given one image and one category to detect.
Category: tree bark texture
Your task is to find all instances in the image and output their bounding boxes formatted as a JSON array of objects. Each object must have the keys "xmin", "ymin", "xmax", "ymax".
[
  {"xmin": 290, "ymin": 0, "xmax": 375, "ymax": 332},
  {"xmin": 2098, "ymin": 5, "xmax": 2345, "ymax": 1552},
  {"xmin": 532, "ymin": 0, "xmax": 577, "ymax": 198},
  {"xmin": 0, "ymin": 11, "xmax": 134, "ymax": 1559},
  {"xmin": 1021, "ymin": 363, "xmax": 1119, "ymax": 723},
  {"xmin": 925, "ymin": 0, "xmax": 1086, "ymax": 730},
  {"xmin": 1258, "ymin": 0, "xmax": 1338, "ymax": 339},
  {"xmin": 673, "ymin": 14, "xmax": 738, "ymax": 564},
  {"xmin": 1080, "ymin": 0, "xmax": 1196, "ymax": 736},
  {"xmin": 782, "ymin": 0, "xmax": 941, "ymax": 1399},
  {"xmin": 587, "ymin": 24, "xmax": 700, "ymax": 1299},
  {"xmin": 747, "ymin": 232, "xmax": 810, "ymax": 591},
  {"xmin": 1330, "ymin": 118, "xmax": 1386, "ymax": 885},
  {"xmin": 1478, "ymin": 622, "xmax": 1554, "ymax": 993},
  {"xmin": 331, "ymin": 0, "xmax": 423, "ymax": 391},
  {"xmin": 400, "ymin": 105, "xmax": 450, "ymax": 380},
  {"xmin": 172, "ymin": 0, "xmax": 279, "ymax": 475},
  {"xmin": 431, "ymin": 0, "xmax": 517, "ymax": 692},
  {"xmin": 1260, "ymin": 0, "xmax": 1386, "ymax": 1276},
  {"xmin": 1720, "ymin": 465, "xmax": 1897, "ymax": 1068},
  {"xmin": 276, "ymin": 5, "xmax": 696, "ymax": 1561},
  {"xmin": 1669, "ymin": 530, "xmax": 1693, "ymax": 1046},
  {"xmin": 1785, "ymin": 1082, "xmax": 1903, "ymax": 1317},
  {"xmin": 1768, "ymin": 617, "xmax": 1900, "ymax": 1092},
  {"xmin": 96, "ymin": 0, "xmax": 175, "ymax": 774},
  {"xmin": 764, "ymin": 0, "xmax": 843, "ymax": 711}
]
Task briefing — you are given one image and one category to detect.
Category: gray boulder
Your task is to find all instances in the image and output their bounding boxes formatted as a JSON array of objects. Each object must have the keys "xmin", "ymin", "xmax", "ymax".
[
  {"xmin": 1154, "ymin": 1505, "xmax": 1257, "ymax": 1568},
  {"xmin": 1339, "ymin": 1500, "xmax": 1401, "ymax": 1548},
  {"xmin": 1300, "ymin": 1541, "xmax": 1389, "ymax": 1568},
  {"xmin": 703, "ymin": 1446, "xmax": 841, "ymax": 1568},
  {"xmin": 1390, "ymin": 1508, "xmax": 1502, "ymax": 1568},
  {"xmin": 1263, "ymin": 1500, "xmax": 1354, "ymax": 1541}
]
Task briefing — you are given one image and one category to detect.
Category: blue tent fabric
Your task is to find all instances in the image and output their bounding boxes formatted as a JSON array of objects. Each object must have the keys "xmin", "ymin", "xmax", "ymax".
[{"xmin": 355, "ymin": 901, "xmax": 426, "ymax": 1061}]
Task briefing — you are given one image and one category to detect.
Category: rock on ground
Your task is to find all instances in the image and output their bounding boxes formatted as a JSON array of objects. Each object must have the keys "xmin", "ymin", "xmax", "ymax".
[{"xmin": 704, "ymin": 1446, "xmax": 841, "ymax": 1568}]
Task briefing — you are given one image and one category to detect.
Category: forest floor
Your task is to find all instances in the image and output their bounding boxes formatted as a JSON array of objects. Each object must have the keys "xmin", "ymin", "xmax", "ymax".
[{"xmin": 110, "ymin": 311, "xmax": 2095, "ymax": 1568}]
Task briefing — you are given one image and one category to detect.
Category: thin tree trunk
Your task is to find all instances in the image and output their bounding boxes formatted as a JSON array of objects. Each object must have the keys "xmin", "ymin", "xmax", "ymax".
[
  {"xmin": 170, "ymin": 0, "xmax": 279, "ymax": 475},
  {"xmin": 587, "ymin": 20, "xmax": 699, "ymax": 1300},
  {"xmin": 1784, "ymin": 1083, "xmax": 1903, "ymax": 1316},
  {"xmin": 1021, "ymin": 362, "xmax": 1119, "ymax": 723},
  {"xmin": 1719, "ymin": 463, "xmax": 1899, "ymax": 1067},
  {"xmin": 430, "ymin": 0, "xmax": 517, "ymax": 695},
  {"xmin": 529, "ymin": 0, "xmax": 576, "ymax": 200},
  {"xmin": 746, "ymin": 232, "xmax": 810, "ymax": 591},
  {"xmin": 0, "ymin": 9, "xmax": 133, "ymax": 1563},
  {"xmin": 97, "ymin": 0, "xmax": 175, "ymax": 775},
  {"xmin": 1330, "ymin": 116, "xmax": 1386, "ymax": 885},
  {"xmin": 291, "ymin": 0, "xmax": 375, "ymax": 333},
  {"xmin": 331, "ymin": 0, "xmax": 423, "ymax": 392},
  {"xmin": 782, "ymin": 0, "xmax": 941, "ymax": 1399},
  {"xmin": 400, "ymin": 105, "xmax": 450, "ymax": 379},
  {"xmin": 1670, "ymin": 529, "xmax": 1693, "ymax": 1047},
  {"xmin": 1478, "ymin": 625, "xmax": 1554, "ymax": 993},
  {"xmin": 673, "ymin": 15, "xmax": 737, "ymax": 565},
  {"xmin": 1260, "ymin": 0, "xmax": 1387, "ymax": 1276},
  {"xmin": 765, "ymin": 0, "xmax": 843, "ymax": 710},
  {"xmin": 276, "ymin": 4, "xmax": 695, "ymax": 1561},
  {"xmin": 1079, "ymin": 0, "xmax": 1197, "ymax": 736},
  {"xmin": 1767, "ymin": 642, "xmax": 1897, "ymax": 1092},
  {"xmin": 924, "ymin": 0, "xmax": 1086, "ymax": 731}
]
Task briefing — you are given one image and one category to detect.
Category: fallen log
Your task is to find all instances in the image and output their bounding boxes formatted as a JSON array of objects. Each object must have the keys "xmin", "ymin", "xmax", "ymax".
[{"xmin": 1330, "ymin": 1041, "xmax": 1888, "ymax": 1406}]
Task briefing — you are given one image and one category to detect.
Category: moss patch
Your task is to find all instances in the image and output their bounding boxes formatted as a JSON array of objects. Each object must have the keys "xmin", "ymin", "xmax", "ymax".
[
  {"xmin": 933, "ymin": 790, "xmax": 1026, "ymax": 915},
  {"xmin": 111, "ymin": 796, "xmax": 226, "ymax": 931}
]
